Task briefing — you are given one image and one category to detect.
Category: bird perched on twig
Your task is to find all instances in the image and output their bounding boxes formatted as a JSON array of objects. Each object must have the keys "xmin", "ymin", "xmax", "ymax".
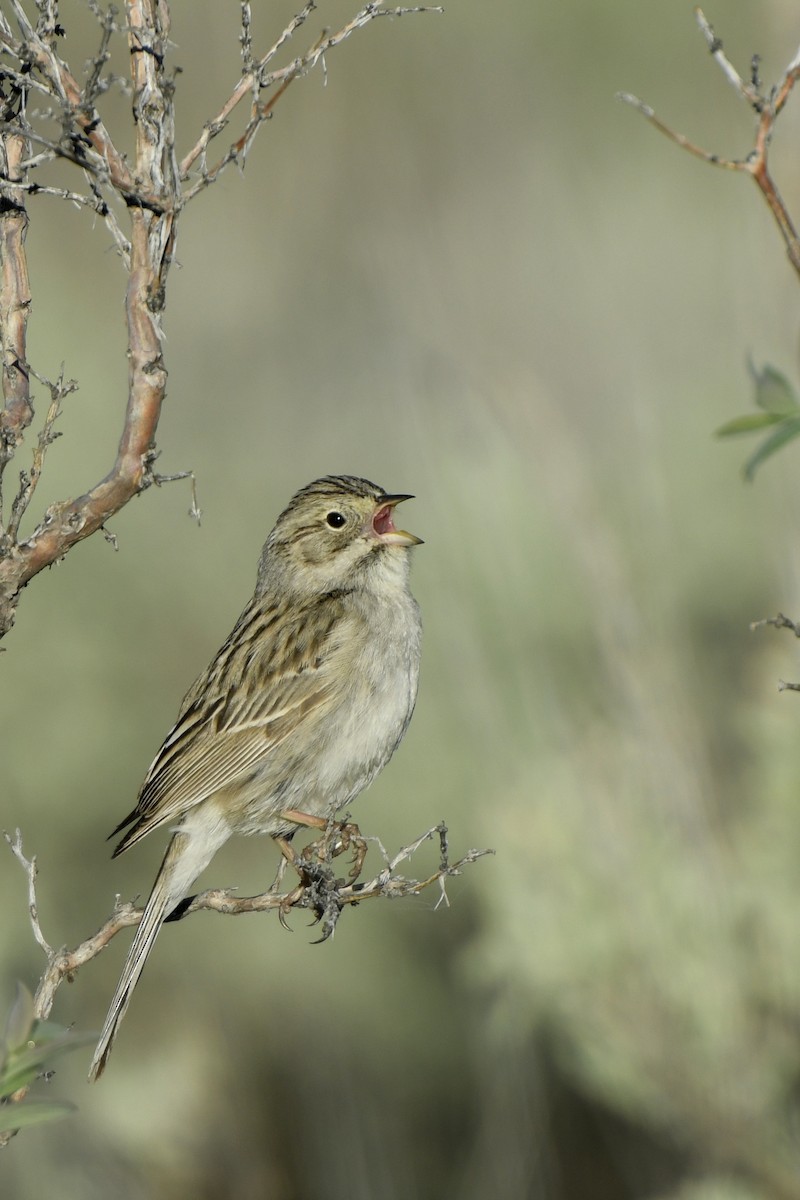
[{"xmin": 89, "ymin": 474, "xmax": 422, "ymax": 1080}]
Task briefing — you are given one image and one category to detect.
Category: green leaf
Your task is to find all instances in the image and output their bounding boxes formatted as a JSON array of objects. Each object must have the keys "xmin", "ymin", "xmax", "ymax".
[
  {"xmin": 748, "ymin": 359, "xmax": 800, "ymax": 414},
  {"xmin": 0, "ymin": 1030, "xmax": 97, "ymax": 1098},
  {"xmin": 4, "ymin": 984, "xmax": 35, "ymax": 1052},
  {"xmin": 743, "ymin": 415, "xmax": 800, "ymax": 481},
  {"xmin": 716, "ymin": 412, "xmax": 785, "ymax": 437},
  {"xmin": 29, "ymin": 1019, "xmax": 76, "ymax": 1043},
  {"xmin": 0, "ymin": 1099, "xmax": 76, "ymax": 1133}
]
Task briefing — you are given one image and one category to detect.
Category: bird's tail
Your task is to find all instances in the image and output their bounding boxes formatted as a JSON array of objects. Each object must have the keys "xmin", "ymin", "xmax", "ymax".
[{"xmin": 88, "ymin": 820, "xmax": 224, "ymax": 1081}]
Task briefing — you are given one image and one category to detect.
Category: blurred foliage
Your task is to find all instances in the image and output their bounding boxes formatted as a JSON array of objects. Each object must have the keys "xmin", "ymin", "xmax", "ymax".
[
  {"xmin": 3, "ymin": 1, "xmax": 800, "ymax": 1198},
  {"xmin": 0, "ymin": 983, "xmax": 94, "ymax": 1133},
  {"xmin": 717, "ymin": 361, "xmax": 800, "ymax": 481}
]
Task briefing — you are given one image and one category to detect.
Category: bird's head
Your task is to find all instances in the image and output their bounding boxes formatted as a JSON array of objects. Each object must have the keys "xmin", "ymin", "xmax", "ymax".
[{"xmin": 258, "ymin": 475, "xmax": 422, "ymax": 598}]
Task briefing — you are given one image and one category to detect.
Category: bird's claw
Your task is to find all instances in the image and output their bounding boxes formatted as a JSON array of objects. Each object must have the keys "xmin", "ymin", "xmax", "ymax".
[
  {"xmin": 328, "ymin": 818, "xmax": 368, "ymax": 882},
  {"xmin": 278, "ymin": 882, "xmax": 305, "ymax": 930},
  {"xmin": 271, "ymin": 816, "xmax": 365, "ymax": 937}
]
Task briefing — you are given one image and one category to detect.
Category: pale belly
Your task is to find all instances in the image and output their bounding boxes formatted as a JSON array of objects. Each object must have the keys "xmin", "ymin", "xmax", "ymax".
[{"xmin": 236, "ymin": 595, "xmax": 421, "ymax": 836}]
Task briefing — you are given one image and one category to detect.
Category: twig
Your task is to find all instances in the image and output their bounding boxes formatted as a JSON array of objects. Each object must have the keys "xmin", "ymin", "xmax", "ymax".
[
  {"xmin": 5, "ymin": 823, "xmax": 493, "ymax": 1026},
  {"xmin": 5, "ymin": 830, "xmax": 53, "ymax": 957},
  {"xmin": 0, "ymin": 1, "xmax": 439, "ymax": 636},
  {"xmin": 0, "ymin": 0, "xmax": 176, "ymax": 635},
  {"xmin": 7, "ymin": 365, "xmax": 75, "ymax": 540},
  {"xmin": 239, "ymin": 0, "xmax": 255, "ymax": 75},
  {"xmin": 0, "ymin": 74, "xmax": 33, "ymax": 537},
  {"xmin": 615, "ymin": 93, "xmax": 743, "ymax": 170},
  {"xmin": 7, "ymin": 3, "xmax": 155, "ymax": 207},
  {"xmin": 751, "ymin": 614, "xmax": 800, "ymax": 693},
  {"xmin": 618, "ymin": 7, "xmax": 800, "ymax": 280},
  {"xmin": 750, "ymin": 613, "xmax": 800, "ymax": 638},
  {"xmin": 180, "ymin": 3, "xmax": 443, "ymax": 197},
  {"xmin": 693, "ymin": 6, "xmax": 762, "ymax": 108},
  {"xmin": 0, "ymin": 175, "xmax": 103, "ymax": 214},
  {"xmin": 0, "ymin": 63, "xmax": 66, "ymax": 103},
  {"xmin": 180, "ymin": 62, "xmax": 306, "ymax": 202},
  {"xmin": 145, "ymin": 465, "xmax": 202, "ymax": 524},
  {"xmin": 179, "ymin": 1, "xmax": 318, "ymax": 179},
  {"xmin": 0, "ymin": 170, "xmax": 132, "ymax": 265},
  {"xmin": 83, "ymin": 3, "xmax": 119, "ymax": 110},
  {"xmin": 100, "ymin": 524, "xmax": 118, "ymax": 550}
]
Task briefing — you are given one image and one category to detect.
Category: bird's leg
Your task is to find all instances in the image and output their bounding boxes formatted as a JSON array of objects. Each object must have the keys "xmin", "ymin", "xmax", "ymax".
[
  {"xmin": 273, "ymin": 813, "xmax": 330, "ymax": 927},
  {"xmin": 268, "ymin": 846, "xmax": 290, "ymax": 893},
  {"xmin": 279, "ymin": 809, "xmax": 368, "ymax": 881},
  {"xmin": 279, "ymin": 808, "xmax": 327, "ymax": 829},
  {"xmin": 274, "ymin": 835, "xmax": 308, "ymax": 930},
  {"xmin": 334, "ymin": 820, "xmax": 368, "ymax": 882},
  {"xmin": 272, "ymin": 830, "xmax": 341, "ymax": 930},
  {"xmin": 272, "ymin": 812, "xmax": 368, "ymax": 933}
]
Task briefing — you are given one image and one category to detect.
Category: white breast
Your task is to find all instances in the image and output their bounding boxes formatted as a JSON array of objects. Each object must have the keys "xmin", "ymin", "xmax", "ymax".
[
  {"xmin": 237, "ymin": 548, "xmax": 422, "ymax": 835},
  {"xmin": 318, "ymin": 563, "xmax": 421, "ymax": 808}
]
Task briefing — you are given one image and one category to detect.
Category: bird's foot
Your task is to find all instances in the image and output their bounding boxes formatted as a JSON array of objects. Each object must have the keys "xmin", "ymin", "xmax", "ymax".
[
  {"xmin": 333, "ymin": 819, "xmax": 368, "ymax": 882},
  {"xmin": 277, "ymin": 811, "xmax": 368, "ymax": 882},
  {"xmin": 273, "ymin": 822, "xmax": 358, "ymax": 937}
]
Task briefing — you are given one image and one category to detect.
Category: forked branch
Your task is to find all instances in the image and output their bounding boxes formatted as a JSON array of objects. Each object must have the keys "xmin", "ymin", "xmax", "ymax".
[
  {"xmin": 0, "ymin": 1, "xmax": 440, "ymax": 638},
  {"xmin": 179, "ymin": 3, "xmax": 443, "ymax": 200},
  {"xmin": 618, "ymin": 7, "xmax": 800, "ymax": 279},
  {"xmin": 2, "ymin": 822, "xmax": 492, "ymax": 1110}
]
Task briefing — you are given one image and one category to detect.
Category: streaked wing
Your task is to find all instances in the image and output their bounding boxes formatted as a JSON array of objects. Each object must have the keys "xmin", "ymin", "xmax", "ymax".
[{"xmin": 112, "ymin": 592, "xmax": 347, "ymax": 854}]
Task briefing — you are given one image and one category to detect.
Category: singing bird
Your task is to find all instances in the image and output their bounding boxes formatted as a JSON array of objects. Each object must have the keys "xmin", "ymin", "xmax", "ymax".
[{"xmin": 89, "ymin": 475, "xmax": 422, "ymax": 1080}]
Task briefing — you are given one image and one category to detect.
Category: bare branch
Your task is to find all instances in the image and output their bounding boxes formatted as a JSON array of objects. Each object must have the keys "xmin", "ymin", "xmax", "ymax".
[
  {"xmin": 750, "ymin": 612, "xmax": 800, "ymax": 638},
  {"xmin": 7, "ymin": 366, "xmax": 75, "ymax": 540},
  {"xmin": 180, "ymin": 57, "xmax": 309, "ymax": 202},
  {"xmin": 0, "ymin": 0, "xmax": 177, "ymax": 633},
  {"xmin": 6, "ymin": 822, "xmax": 493, "ymax": 1028},
  {"xmin": 0, "ymin": 76, "xmax": 33, "ymax": 545},
  {"xmin": 0, "ymin": 63, "xmax": 66, "ymax": 104},
  {"xmin": 620, "ymin": 8, "xmax": 800, "ymax": 281},
  {"xmin": 616, "ymin": 93, "xmax": 743, "ymax": 170},
  {"xmin": 32, "ymin": 0, "xmax": 61, "ymax": 45},
  {"xmin": 10, "ymin": 9, "xmax": 150, "ymax": 205},
  {"xmin": 239, "ymin": 0, "xmax": 255, "ymax": 75},
  {"xmin": 179, "ymin": 1, "xmax": 319, "ymax": 179},
  {"xmin": 0, "ymin": 11, "xmax": 16, "ymax": 43},
  {"xmin": 0, "ymin": 174, "xmax": 130, "ymax": 262},
  {"xmin": 5, "ymin": 829, "xmax": 53, "ymax": 957},
  {"xmin": 144, "ymin": 464, "xmax": 202, "ymax": 523},
  {"xmin": 693, "ymin": 6, "xmax": 762, "ymax": 109},
  {"xmin": 83, "ymin": 3, "xmax": 119, "ymax": 110},
  {"xmin": 751, "ymin": 614, "xmax": 800, "ymax": 692},
  {"xmin": 180, "ymin": 3, "xmax": 443, "ymax": 196},
  {"xmin": 0, "ymin": 1, "xmax": 439, "ymax": 636}
]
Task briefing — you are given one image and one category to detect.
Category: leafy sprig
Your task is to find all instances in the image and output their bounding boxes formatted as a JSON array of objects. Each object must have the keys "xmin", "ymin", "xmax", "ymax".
[
  {"xmin": 716, "ymin": 361, "xmax": 800, "ymax": 481},
  {"xmin": 0, "ymin": 983, "xmax": 94, "ymax": 1134}
]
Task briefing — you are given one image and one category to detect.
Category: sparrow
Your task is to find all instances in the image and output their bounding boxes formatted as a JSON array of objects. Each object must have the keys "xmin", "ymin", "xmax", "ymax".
[{"xmin": 88, "ymin": 474, "xmax": 422, "ymax": 1079}]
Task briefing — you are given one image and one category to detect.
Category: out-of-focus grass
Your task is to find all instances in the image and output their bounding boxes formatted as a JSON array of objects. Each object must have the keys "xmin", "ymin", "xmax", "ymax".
[{"xmin": 3, "ymin": 2, "xmax": 800, "ymax": 1197}]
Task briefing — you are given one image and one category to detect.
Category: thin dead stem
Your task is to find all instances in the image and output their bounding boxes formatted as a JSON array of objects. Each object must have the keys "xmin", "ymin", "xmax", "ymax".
[
  {"xmin": 180, "ymin": 4, "xmax": 442, "ymax": 198},
  {"xmin": 0, "ymin": 83, "xmax": 33, "ymax": 539},
  {"xmin": 618, "ymin": 7, "xmax": 800, "ymax": 279},
  {"xmin": 4, "ymin": 823, "xmax": 493, "ymax": 1022},
  {"xmin": 750, "ymin": 612, "xmax": 800, "ymax": 638},
  {"xmin": 751, "ymin": 613, "xmax": 800, "ymax": 692},
  {"xmin": 0, "ymin": 0, "xmax": 440, "ymax": 637},
  {"xmin": 7, "ymin": 366, "xmax": 75, "ymax": 540}
]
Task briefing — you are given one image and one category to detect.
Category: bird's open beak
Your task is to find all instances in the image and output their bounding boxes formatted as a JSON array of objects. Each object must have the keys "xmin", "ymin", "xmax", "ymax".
[{"xmin": 370, "ymin": 494, "xmax": 424, "ymax": 546}]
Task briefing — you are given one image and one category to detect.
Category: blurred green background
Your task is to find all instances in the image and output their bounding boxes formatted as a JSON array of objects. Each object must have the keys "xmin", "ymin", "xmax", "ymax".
[{"xmin": 3, "ymin": 0, "xmax": 800, "ymax": 1196}]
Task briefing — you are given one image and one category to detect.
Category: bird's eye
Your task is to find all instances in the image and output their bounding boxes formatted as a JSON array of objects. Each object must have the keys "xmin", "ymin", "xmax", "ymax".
[{"xmin": 326, "ymin": 511, "xmax": 347, "ymax": 529}]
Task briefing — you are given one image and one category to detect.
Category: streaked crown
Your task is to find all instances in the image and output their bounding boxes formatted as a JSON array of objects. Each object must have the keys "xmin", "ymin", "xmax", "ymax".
[
  {"xmin": 257, "ymin": 475, "xmax": 418, "ymax": 598},
  {"xmin": 277, "ymin": 475, "xmax": 386, "ymax": 522}
]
